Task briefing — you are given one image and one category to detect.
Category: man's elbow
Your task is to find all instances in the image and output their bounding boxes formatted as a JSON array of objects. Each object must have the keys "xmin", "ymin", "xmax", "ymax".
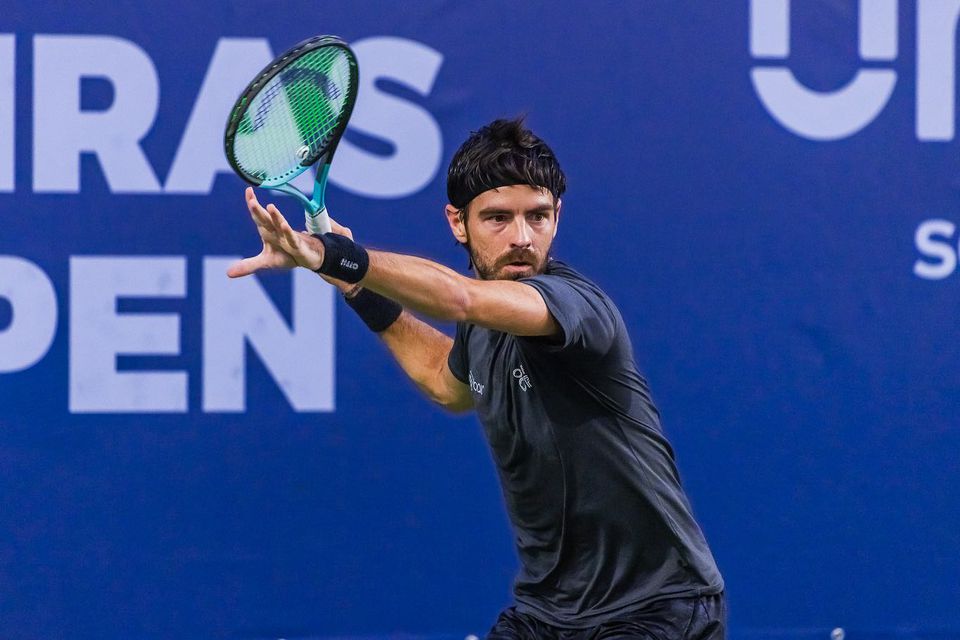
[
  {"xmin": 448, "ymin": 285, "xmax": 472, "ymax": 323},
  {"xmin": 450, "ymin": 276, "xmax": 490, "ymax": 324},
  {"xmin": 443, "ymin": 396, "xmax": 474, "ymax": 414},
  {"xmin": 426, "ymin": 386, "xmax": 472, "ymax": 413},
  {"xmin": 428, "ymin": 391, "xmax": 471, "ymax": 414}
]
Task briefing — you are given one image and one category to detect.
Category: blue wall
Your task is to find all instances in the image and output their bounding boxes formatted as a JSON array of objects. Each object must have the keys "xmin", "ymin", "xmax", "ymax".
[{"xmin": 1, "ymin": 1, "xmax": 959, "ymax": 638}]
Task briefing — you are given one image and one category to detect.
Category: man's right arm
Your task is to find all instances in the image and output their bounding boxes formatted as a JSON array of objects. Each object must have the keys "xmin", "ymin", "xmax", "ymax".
[
  {"xmin": 314, "ymin": 214, "xmax": 471, "ymax": 413},
  {"xmin": 225, "ymin": 190, "xmax": 472, "ymax": 411},
  {"xmin": 373, "ymin": 307, "xmax": 473, "ymax": 413}
]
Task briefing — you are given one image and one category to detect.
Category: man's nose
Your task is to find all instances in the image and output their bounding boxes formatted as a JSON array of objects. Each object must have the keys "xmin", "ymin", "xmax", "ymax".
[{"xmin": 510, "ymin": 218, "xmax": 533, "ymax": 248}]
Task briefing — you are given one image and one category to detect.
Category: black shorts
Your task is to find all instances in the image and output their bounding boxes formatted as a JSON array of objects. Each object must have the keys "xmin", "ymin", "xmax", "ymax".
[{"xmin": 485, "ymin": 592, "xmax": 726, "ymax": 640}]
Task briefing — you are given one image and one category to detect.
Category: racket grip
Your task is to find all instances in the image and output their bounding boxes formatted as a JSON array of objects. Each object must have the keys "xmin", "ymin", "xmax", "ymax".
[{"xmin": 305, "ymin": 207, "xmax": 332, "ymax": 235}]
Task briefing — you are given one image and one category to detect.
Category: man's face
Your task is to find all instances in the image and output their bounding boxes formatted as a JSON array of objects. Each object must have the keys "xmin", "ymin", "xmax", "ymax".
[{"xmin": 445, "ymin": 185, "xmax": 561, "ymax": 281}]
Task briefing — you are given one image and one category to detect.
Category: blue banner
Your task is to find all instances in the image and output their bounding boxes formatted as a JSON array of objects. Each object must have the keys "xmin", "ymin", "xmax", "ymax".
[{"xmin": 1, "ymin": 1, "xmax": 958, "ymax": 638}]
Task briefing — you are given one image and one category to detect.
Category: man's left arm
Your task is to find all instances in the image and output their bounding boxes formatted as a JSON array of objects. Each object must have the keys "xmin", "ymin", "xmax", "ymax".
[
  {"xmin": 361, "ymin": 250, "xmax": 560, "ymax": 338},
  {"xmin": 228, "ymin": 190, "xmax": 560, "ymax": 338}
]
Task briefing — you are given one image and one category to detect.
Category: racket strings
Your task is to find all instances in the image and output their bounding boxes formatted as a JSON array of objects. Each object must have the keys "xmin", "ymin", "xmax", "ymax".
[
  {"xmin": 251, "ymin": 82, "xmax": 285, "ymax": 132},
  {"xmin": 232, "ymin": 46, "xmax": 355, "ymax": 185}
]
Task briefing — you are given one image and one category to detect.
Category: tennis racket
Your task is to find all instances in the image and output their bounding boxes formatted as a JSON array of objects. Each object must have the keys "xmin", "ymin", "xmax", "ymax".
[{"xmin": 224, "ymin": 35, "xmax": 359, "ymax": 235}]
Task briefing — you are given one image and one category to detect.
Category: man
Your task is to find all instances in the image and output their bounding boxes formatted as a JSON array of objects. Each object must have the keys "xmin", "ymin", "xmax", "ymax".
[{"xmin": 228, "ymin": 118, "xmax": 725, "ymax": 639}]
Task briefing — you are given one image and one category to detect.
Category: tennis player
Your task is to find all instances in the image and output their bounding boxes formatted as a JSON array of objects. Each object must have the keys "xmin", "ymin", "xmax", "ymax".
[{"xmin": 229, "ymin": 118, "xmax": 726, "ymax": 639}]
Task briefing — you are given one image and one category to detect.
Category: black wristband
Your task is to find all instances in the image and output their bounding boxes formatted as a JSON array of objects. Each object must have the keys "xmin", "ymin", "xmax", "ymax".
[
  {"xmin": 344, "ymin": 287, "xmax": 402, "ymax": 333},
  {"xmin": 313, "ymin": 233, "xmax": 369, "ymax": 283}
]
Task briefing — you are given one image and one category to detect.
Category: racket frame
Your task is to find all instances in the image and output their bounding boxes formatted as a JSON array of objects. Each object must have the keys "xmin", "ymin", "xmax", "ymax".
[{"xmin": 224, "ymin": 35, "xmax": 359, "ymax": 234}]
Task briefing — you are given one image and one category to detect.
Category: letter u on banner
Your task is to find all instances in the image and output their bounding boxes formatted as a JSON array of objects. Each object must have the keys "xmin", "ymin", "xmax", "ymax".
[{"xmin": 749, "ymin": 0, "xmax": 898, "ymax": 141}]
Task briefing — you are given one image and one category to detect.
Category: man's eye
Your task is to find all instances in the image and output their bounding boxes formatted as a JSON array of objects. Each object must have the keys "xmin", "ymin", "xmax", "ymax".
[{"xmin": 492, "ymin": 215, "xmax": 507, "ymax": 223}]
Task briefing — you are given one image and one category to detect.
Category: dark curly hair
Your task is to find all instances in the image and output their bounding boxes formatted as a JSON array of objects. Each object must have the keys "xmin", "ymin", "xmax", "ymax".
[{"xmin": 446, "ymin": 117, "xmax": 566, "ymax": 212}]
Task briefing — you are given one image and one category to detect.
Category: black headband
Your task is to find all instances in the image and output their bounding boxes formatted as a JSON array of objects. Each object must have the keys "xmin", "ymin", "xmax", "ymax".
[{"xmin": 448, "ymin": 180, "xmax": 550, "ymax": 210}]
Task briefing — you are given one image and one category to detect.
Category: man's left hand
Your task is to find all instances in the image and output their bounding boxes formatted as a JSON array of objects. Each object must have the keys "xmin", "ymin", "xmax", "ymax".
[{"xmin": 227, "ymin": 187, "xmax": 325, "ymax": 278}]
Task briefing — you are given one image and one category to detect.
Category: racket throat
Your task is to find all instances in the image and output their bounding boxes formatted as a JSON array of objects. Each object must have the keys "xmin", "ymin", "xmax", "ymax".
[
  {"xmin": 304, "ymin": 164, "xmax": 331, "ymax": 234},
  {"xmin": 263, "ymin": 163, "xmax": 328, "ymax": 216},
  {"xmin": 262, "ymin": 179, "xmax": 331, "ymax": 235},
  {"xmin": 269, "ymin": 182, "xmax": 314, "ymax": 211},
  {"xmin": 310, "ymin": 163, "xmax": 331, "ymax": 213}
]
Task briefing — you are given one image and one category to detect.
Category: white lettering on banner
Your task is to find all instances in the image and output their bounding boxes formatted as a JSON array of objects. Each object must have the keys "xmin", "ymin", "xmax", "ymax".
[
  {"xmin": 33, "ymin": 35, "xmax": 162, "ymax": 193},
  {"xmin": 0, "ymin": 256, "xmax": 58, "ymax": 372},
  {"xmin": 70, "ymin": 257, "xmax": 187, "ymax": 413},
  {"xmin": 164, "ymin": 39, "xmax": 274, "ymax": 193},
  {"xmin": 750, "ymin": 0, "xmax": 898, "ymax": 141},
  {"xmin": 202, "ymin": 258, "xmax": 334, "ymax": 413},
  {"xmin": 748, "ymin": 5, "xmax": 960, "ymax": 282},
  {"xmin": 750, "ymin": 1, "xmax": 960, "ymax": 141},
  {"xmin": 325, "ymin": 36, "xmax": 444, "ymax": 199},
  {"xmin": 916, "ymin": 0, "xmax": 960, "ymax": 140},
  {"xmin": 1, "ymin": 255, "xmax": 336, "ymax": 413},
  {"xmin": 750, "ymin": 0, "xmax": 789, "ymax": 58},
  {"xmin": 914, "ymin": 219, "xmax": 958, "ymax": 280},
  {"xmin": 1, "ymin": 33, "xmax": 442, "ymax": 197},
  {"xmin": 0, "ymin": 35, "xmax": 13, "ymax": 192}
]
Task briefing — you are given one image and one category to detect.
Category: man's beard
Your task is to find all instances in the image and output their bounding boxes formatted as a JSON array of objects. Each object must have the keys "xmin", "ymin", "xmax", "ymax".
[{"xmin": 469, "ymin": 245, "xmax": 549, "ymax": 281}]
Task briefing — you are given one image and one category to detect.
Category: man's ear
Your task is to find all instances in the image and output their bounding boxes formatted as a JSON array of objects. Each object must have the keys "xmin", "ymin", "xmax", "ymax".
[
  {"xmin": 445, "ymin": 204, "xmax": 468, "ymax": 244},
  {"xmin": 552, "ymin": 199, "xmax": 562, "ymax": 238}
]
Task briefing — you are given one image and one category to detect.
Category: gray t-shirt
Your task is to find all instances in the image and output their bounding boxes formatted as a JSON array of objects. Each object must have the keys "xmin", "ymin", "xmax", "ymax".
[{"xmin": 447, "ymin": 259, "xmax": 723, "ymax": 628}]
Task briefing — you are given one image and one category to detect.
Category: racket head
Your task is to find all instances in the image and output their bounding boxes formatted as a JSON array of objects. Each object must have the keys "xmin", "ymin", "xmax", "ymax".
[{"xmin": 224, "ymin": 35, "xmax": 359, "ymax": 189}]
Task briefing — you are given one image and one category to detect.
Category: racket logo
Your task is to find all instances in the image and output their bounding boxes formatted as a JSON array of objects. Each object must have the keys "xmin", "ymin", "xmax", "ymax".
[{"xmin": 296, "ymin": 145, "xmax": 311, "ymax": 162}]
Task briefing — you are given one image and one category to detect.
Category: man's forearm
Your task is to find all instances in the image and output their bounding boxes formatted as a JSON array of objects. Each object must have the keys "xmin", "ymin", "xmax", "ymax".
[
  {"xmin": 308, "ymin": 233, "xmax": 556, "ymax": 336},
  {"xmin": 376, "ymin": 310, "xmax": 469, "ymax": 410},
  {"xmin": 362, "ymin": 251, "xmax": 472, "ymax": 322},
  {"xmin": 359, "ymin": 250, "xmax": 557, "ymax": 337}
]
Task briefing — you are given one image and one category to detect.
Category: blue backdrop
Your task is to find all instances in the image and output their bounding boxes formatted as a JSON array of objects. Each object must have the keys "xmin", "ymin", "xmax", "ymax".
[{"xmin": 2, "ymin": 1, "xmax": 959, "ymax": 638}]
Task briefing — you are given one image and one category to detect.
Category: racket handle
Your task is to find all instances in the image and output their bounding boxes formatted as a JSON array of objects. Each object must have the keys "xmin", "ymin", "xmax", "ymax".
[{"xmin": 305, "ymin": 207, "xmax": 332, "ymax": 235}]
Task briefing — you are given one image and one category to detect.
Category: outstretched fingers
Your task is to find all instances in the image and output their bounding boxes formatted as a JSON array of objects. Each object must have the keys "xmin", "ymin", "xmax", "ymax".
[
  {"xmin": 264, "ymin": 204, "xmax": 300, "ymax": 255},
  {"xmin": 232, "ymin": 188, "xmax": 317, "ymax": 275},
  {"xmin": 231, "ymin": 189, "xmax": 283, "ymax": 277},
  {"xmin": 227, "ymin": 254, "xmax": 267, "ymax": 278},
  {"xmin": 247, "ymin": 190, "xmax": 278, "ymax": 233}
]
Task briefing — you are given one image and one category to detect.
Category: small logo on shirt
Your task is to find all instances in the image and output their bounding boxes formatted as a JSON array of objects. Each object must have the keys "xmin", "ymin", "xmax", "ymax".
[
  {"xmin": 469, "ymin": 371, "xmax": 485, "ymax": 396},
  {"xmin": 513, "ymin": 364, "xmax": 532, "ymax": 392}
]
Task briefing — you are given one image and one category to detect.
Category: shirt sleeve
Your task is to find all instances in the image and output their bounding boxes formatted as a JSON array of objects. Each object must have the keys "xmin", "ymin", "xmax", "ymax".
[
  {"xmin": 446, "ymin": 321, "xmax": 470, "ymax": 383},
  {"xmin": 521, "ymin": 273, "xmax": 619, "ymax": 358}
]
